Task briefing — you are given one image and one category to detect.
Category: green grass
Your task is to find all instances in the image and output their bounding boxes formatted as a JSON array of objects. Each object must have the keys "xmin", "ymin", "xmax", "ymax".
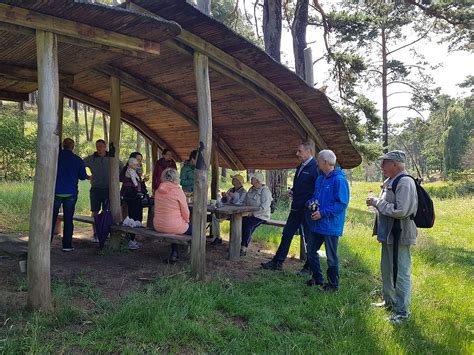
[{"xmin": 0, "ymin": 181, "xmax": 473, "ymax": 353}]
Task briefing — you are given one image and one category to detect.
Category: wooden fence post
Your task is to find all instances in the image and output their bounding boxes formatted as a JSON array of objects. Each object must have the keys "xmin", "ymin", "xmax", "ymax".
[
  {"xmin": 108, "ymin": 76, "xmax": 122, "ymax": 249},
  {"xmin": 191, "ymin": 51, "xmax": 212, "ymax": 280},
  {"xmin": 27, "ymin": 30, "xmax": 59, "ymax": 311}
]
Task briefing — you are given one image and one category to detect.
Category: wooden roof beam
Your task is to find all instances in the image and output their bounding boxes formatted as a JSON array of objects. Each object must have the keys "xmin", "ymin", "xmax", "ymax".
[
  {"xmin": 0, "ymin": 90, "xmax": 28, "ymax": 102},
  {"xmin": 125, "ymin": 2, "xmax": 327, "ymax": 149},
  {"xmin": 94, "ymin": 65, "xmax": 245, "ymax": 170},
  {"xmin": 0, "ymin": 64, "xmax": 74, "ymax": 85},
  {"xmin": 0, "ymin": 4, "xmax": 161, "ymax": 56},
  {"xmin": 0, "ymin": 22, "xmax": 150, "ymax": 59},
  {"xmin": 60, "ymin": 87, "xmax": 181, "ymax": 160}
]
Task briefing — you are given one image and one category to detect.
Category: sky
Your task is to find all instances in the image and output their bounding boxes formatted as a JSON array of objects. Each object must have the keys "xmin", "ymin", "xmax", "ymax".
[{"xmin": 240, "ymin": 1, "xmax": 473, "ymax": 124}]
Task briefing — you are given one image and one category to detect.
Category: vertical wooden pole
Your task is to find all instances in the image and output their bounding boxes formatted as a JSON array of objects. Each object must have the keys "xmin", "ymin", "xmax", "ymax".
[
  {"xmin": 27, "ymin": 30, "xmax": 59, "ymax": 311},
  {"xmin": 211, "ymin": 142, "xmax": 219, "ymax": 199},
  {"xmin": 301, "ymin": 47, "xmax": 317, "ymax": 263},
  {"xmin": 191, "ymin": 51, "xmax": 212, "ymax": 280},
  {"xmin": 229, "ymin": 215, "xmax": 242, "ymax": 261},
  {"xmin": 53, "ymin": 93, "xmax": 64, "ymax": 235},
  {"xmin": 108, "ymin": 76, "xmax": 122, "ymax": 249}
]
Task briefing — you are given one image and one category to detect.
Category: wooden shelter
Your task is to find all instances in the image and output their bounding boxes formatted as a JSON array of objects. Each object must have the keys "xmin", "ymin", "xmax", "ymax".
[{"xmin": 0, "ymin": 0, "xmax": 361, "ymax": 310}]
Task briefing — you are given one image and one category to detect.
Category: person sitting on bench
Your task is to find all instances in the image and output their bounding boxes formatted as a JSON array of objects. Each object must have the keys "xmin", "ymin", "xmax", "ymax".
[{"xmin": 153, "ymin": 168, "xmax": 192, "ymax": 262}]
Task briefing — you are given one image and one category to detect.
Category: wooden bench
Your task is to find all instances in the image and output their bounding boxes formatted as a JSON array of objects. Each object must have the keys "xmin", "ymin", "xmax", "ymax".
[{"xmin": 110, "ymin": 225, "xmax": 191, "ymax": 246}]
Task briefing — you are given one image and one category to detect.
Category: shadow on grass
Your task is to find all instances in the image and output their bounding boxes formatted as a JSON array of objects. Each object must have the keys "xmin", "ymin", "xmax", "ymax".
[{"xmin": 415, "ymin": 238, "xmax": 474, "ymax": 269}]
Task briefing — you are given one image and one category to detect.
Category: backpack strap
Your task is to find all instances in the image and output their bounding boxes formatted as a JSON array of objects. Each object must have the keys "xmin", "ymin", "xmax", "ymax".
[{"xmin": 391, "ymin": 174, "xmax": 415, "ymax": 220}]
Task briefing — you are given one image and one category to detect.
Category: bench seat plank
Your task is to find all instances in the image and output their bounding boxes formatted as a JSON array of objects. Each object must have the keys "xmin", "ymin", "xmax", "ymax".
[
  {"xmin": 110, "ymin": 225, "xmax": 191, "ymax": 245},
  {"xmin": 263, "ymin": 220, "xmax": 286, "ymax": 228},
  {"xmin": 57, "ymin": 213, "xmax": 94, "ymax": 224}
]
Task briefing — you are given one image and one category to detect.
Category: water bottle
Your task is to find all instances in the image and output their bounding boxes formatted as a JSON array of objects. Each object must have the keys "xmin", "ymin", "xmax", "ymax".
[{"xmin": 368, "ymin": 191, "xmax": 376, "ymax": 213}]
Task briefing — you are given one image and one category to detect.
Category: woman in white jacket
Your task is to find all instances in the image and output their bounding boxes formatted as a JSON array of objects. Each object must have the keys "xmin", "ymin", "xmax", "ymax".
[{"xmin": 240, "ymin": 172, "xmax": 273, "ymax": 256}]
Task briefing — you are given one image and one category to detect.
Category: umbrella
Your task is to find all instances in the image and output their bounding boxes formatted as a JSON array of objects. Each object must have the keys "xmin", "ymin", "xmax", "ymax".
[{"xmin": 94, "ymin": 202, "xmax": 112, "ymax": 249}]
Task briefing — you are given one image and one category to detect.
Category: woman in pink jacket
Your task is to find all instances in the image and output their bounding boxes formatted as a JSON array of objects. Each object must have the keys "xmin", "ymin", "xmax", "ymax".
[{"xmin": 153, "ymin": 168, "xmax": 192, "ymax": 262}]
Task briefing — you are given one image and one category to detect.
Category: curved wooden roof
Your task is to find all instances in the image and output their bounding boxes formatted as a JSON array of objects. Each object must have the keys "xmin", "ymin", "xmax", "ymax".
[{"xmin": 0, "ymin": 0, "xmax": 361, "ymax": 169}]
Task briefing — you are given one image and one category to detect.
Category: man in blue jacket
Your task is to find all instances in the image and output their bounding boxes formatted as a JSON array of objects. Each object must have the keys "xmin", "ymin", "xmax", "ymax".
[
  {"xmin": 51, "ymin": 138, "xmax": 90, "ymax": 251},
  {"xmin": 262, "ymin": 142, "xmax": 320, "ymax": 271},
  {"xmin": 305, "ymin": 149, "xmax": 349, "ymax": 291}
]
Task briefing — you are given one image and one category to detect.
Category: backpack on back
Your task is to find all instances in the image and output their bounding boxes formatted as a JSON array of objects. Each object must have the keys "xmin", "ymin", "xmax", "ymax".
[{"xmin": 392, "ymin": 175, "xmax": 435, "ymax": 228}]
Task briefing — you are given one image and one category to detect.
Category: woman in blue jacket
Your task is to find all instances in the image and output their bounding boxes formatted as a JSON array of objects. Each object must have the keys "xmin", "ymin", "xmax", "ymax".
[{"xmin": 305, "ymin": 149, "xmax": 350, "ymax": 292}]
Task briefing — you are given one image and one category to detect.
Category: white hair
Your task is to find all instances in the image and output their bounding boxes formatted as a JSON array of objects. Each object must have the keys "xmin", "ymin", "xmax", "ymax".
[
  {"xmin": 318, "ymin": 149, "xmax": 337, "ymax": 166},
  {"xmin": 161, "ymin": 168, "xmax": 180, "ymax": 184}
]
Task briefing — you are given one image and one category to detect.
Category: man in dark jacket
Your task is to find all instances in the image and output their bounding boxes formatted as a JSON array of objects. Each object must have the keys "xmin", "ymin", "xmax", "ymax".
[
  {"xmin": 51, "ymin": 138, "xmax": 90, "ymax": 251},
  {"xmin": 261, "ymin": 142, "xmax": 320, "ymax": 271},
  {"xmin": 305, "ymin": 149, "xmax": 349, "ymax": 292}
]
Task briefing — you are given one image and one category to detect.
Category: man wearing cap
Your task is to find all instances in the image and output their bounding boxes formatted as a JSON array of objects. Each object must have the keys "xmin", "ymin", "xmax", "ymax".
[
  {"xmin": 366, "ymin": 150, "xmax": 418, "ymax": 324},
  {"xmin": 262, "ymin": 142, "xmax": 320, "ymax": 272},
  {"xmin": 51, "ymin": 138, "xmax": 90, "ymax": 251}
]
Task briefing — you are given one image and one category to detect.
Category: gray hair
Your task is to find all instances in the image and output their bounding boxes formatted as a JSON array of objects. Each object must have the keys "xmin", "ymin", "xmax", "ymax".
[
  {"xmin": 318, "ymin": 149, "xmax": 337, "ymax": 166},
  {"xmin": 300, "ymin": 142, "xmax": 314, "ymax": 154},
  {"xmin": 161, "ymin": 168, "xmax": 180, "ymax": 184}
]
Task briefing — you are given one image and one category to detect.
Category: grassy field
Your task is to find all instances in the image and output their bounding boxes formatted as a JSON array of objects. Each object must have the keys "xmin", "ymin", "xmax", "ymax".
[{"xmin": 0, "ymin": 180, "xmax": 473, "ymax": 354}]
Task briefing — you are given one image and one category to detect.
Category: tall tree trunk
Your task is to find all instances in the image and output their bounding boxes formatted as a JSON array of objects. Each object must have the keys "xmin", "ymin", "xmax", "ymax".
[
  {"xmin": 73, "ymin": 101, "xmax": 79, "ymax": 144},
  {"xmin": 292, "ymin": 0, "xmax": 309, "ymax": 79},
  {"xmin": 263, "ymin": 0, "xmax": 282, "ymax": 61},
  {"xmin": 382, "ymin": 27, "xmax": 388, "ymax": 153},
  {"xmin": 263, "ymin": 0, "xmax": 286, "ymax": 202},
  {"xmin": 145, "ymin": 141, "xmax": 151, "ymax": 175},
  {"xmin": 90, "ymin": 109, "xmax": 96, "ymax": 141},
  {"xmin": 221, "ymin": 167, "xmax": 226, "ymax": 178},
  {"xmin": 136, "ymin": 132, "xmax": 143, "ymax": 152},
  {"xmin": 84, "ymin": 105, "xmax": 90, "ymax": 142},
  {"xmin": 102, "ymin": 113, "xmax": 108, "ymax": 145}
]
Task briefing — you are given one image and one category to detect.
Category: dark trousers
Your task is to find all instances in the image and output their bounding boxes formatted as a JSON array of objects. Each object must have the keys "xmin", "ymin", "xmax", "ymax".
[
  {"xmin": 123, "ymin": 195, "xmax": 143, "ymax": 241},
  {"xmin": 171, "ymin": 224, "xmax": 192, "ymax": 254},
  {"xmin": 241, "ymin": 216, "xmax": 265, "ymax": 247},
  {"xmin": 273, "ymin": 209, "xmax": 306, "ymax": 264},
  {"xmin": 51, "ymin": 195, "xmax": 78, "ymax": 249},
  {"xmin": 306, "ymin": 232, "xmax": 339, "ymax": 288}
]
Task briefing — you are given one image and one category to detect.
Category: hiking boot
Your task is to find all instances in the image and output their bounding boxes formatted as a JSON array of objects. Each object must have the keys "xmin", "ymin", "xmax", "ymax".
[
  {"xmin": 91, "ymin": 235, "xmax": 99, "ymax": 243},
  {"xmin": 210, "ymin": 237, "xmax": 223, "ymax": 245},
  {"xmin": 261, "ymin": 260, "xmax": 282, "ymax": 271},
  {"xmin": 240, "ymin": 247, "xmax": 247, "ymax": 257},
  {"xmin": 304, "ymin": 278, "xmax": 323, "ymax": 287},
  {"xmin": 297, "ymin": 267, "xmax": 311, "ymax": 276},
  {"xmin": 320, "ymin": 283, "xmax": 338, "ymax": 292},
  {"xmin": 389, "ymin": 313, "xmax": 410, "ymax": 325},
  {"xmin": 128, "ymin": 240, "xmax": 140, "ymax": 250},
  {"xmin": 62, "ymin": 247, "xmax": 74, "ymax": 252}
]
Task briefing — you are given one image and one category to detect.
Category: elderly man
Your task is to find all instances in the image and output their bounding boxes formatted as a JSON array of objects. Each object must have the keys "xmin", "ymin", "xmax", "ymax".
[
  {"xmin": 305, "ymin": 150, "xmax": 349, "ymax": 292},
  {"xmin": 83, "ymin": 139, "xmax": 122, "ymax": 242},
  {"xmin": 262, "ymin": 142, "xmax": 320, "ymax": 272},
  {"xmin": 51, "ymin": 138, "xmax": 90, "ymax": 251},
  {"xmin": 366, "ymin": 150, "xmax": 418, "ymax": 324}
]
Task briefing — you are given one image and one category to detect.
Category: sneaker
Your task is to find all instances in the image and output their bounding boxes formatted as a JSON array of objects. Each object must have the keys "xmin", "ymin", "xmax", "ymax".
[
  {"xmin": 297, "ymin": 267, "xmax": 311, "ymax": 276},
  {"xmin": 62, "ymin": 247, "xmax": 74, "ymax": 252},
  {"xmin": 240, "ymin": 248, "xmax": 247, "ymax": 257},
  {"xmin": 128, "ymin": 240, "xmax": 140, "ymax": 250},
  {"xmin": 210, "ymin": 237, "xmax": 223, "ymax": 246},
  {"xmin": 91, "ymin": 235, "xmax": 99, "ymax": 243},
  {"xmin": 320, "ymin": 283, "xmax": 338, "ymax": 292},
  {"xmin": 304, "ymin": 278, "xmax": 323, "ymax": 287},
  {"xmin": 371, "ymin": 301, "xmax": 393, "ymax": 311},
  {"xmin": 261, "ymin": 260, "xmax": 282, "ymax": 271},
  {"xmin": 389, "ymin": 313, "xmax": 410, "ymax": 325}
]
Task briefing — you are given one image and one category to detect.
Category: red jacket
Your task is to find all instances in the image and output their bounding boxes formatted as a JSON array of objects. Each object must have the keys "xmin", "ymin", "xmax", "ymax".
[{"xmin": 152, "ymin": 158, "xmax": 177, "ymax": 191}]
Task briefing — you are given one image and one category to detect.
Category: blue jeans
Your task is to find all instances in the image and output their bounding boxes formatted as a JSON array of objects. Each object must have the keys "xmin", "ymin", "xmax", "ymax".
[
  {"xmin": 306, "ymin": 232, "xmax": 339, "ymax": 288},
  {"xmin": 273, "ymin": 209, "xmax": 306, "ymax": 264},
  {"xmin": 241, "ymin": 216, "xmax": 265, "ymax": 247},
  {"xmin": 51, "ymin": 195, "xmax": 78, "ymax": 249}
]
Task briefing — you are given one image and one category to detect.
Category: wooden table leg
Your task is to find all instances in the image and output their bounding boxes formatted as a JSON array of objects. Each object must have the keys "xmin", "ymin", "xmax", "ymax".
[{"xmin": 229, "ymin": 213, "xmax": 242, "ymax": 260}]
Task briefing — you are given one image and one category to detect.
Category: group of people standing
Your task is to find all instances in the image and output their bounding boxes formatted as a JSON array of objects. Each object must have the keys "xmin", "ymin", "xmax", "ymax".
[{"xmin": 51, "ymin": 137, "xmax": 417, "ymax": 324}]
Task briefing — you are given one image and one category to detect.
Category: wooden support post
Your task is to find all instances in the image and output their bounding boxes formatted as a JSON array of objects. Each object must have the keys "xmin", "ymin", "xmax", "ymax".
[
  {"xmin": 211, "ymin": 142, "xmax": 219, "ymax": 199},
  {"xmin": 228, "ymin": 214, "xmax": 242, "ymax": 261},
  {"xmin": 191, "ymin": 51, "xmax": 212, "ymax": 280},
  {"xmin": 300, "ymin": 47, "xmax": 317, "ymax": 263},
  {"xmin": 27, "ymin": 30, "xmax": 59, "ymax": 311},
  {"xmin": 108, "ymin": 76, "xmax": 122, "ymax": 250},
  {"xmin": 53, "ymin": 93, "xmax": 64, "ymax": 236}
]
